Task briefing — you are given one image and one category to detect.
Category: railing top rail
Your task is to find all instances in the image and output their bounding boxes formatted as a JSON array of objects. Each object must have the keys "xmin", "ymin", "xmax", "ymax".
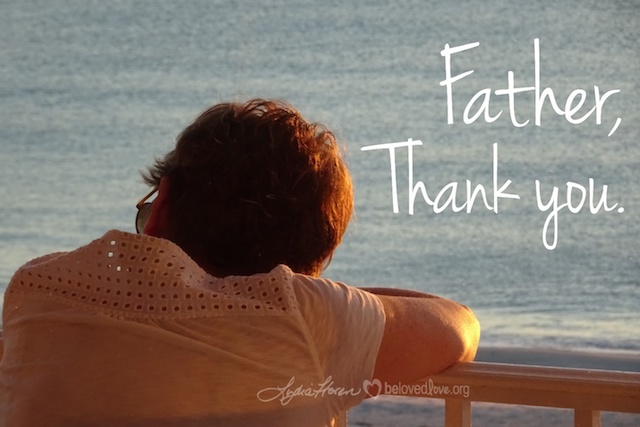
[
  {"xmin": 441, "ymin": 361, "xmax": 640, "ymax": 388},
  {"xmin": 388, "ymin": 362, "xmax": 640, "ymax": 413}
]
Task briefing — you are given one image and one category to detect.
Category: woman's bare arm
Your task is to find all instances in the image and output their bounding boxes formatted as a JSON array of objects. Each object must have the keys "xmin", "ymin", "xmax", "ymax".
[
  {"xmin": 364, "ymin": 288, "xmax": 480, "ymax": 384},
  {"xmin": 361, "ymin": 287, "xmax": 443, "ymax": 299}
]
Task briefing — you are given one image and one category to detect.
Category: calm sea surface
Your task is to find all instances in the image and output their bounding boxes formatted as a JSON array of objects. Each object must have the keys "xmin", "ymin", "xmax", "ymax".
[{"xmin": 1, "ymin": 0, "xmax": 639, "ymax": 354}]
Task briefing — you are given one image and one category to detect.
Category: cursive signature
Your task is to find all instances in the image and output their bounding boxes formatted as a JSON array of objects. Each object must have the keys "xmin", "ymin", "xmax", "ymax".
[{"xmin": 256, "ymin": 376, "xmax": 362, "ymax": 406}]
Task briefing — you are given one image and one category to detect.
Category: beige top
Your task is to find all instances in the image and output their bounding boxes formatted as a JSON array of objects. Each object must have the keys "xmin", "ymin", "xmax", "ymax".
[{"xmin": 0, "ymin": 231, "xmax": 385, "ymax": 427}]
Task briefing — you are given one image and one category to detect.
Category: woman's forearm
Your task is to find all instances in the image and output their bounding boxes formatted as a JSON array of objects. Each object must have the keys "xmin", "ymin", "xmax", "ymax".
[{"xmin": 361, "ymin": 287, "xmax": 443, "ymax": 299}]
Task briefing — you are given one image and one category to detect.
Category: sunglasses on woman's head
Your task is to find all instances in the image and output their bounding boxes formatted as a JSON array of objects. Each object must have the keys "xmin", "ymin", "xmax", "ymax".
[{"xmin": 135, "ymin": 188, "xmax": 157, "ymax": 234}]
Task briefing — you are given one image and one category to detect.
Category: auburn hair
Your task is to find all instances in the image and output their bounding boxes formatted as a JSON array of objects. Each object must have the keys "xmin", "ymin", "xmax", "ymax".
[{"xmin": 143, "ymin": 99, "xmax": 353, "ymax": 277}]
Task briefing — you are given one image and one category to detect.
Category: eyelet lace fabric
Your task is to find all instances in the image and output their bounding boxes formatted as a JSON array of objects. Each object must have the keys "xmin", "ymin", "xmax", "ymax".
[
  {"xmin": 2, "ymin": 231, "xmax": 386, "ymax": 427},
  {"xmin": 7, "ymin": 230, "xmax": 298, "ymax": 319}
]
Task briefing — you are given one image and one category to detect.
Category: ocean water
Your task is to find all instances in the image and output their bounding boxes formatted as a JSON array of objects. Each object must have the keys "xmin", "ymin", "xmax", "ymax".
[{"xmin": 1, "ymin": 0, "xmax": 639, "ymax": 355}]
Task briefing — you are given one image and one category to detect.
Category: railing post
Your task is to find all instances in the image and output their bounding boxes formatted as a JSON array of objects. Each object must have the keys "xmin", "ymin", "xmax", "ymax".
[
  {"xmin": 444, "ymin": 398, "xmax": 471, "ymax": 427},
  {"xmin": 574, "ymin": 409, "xmax": 601, "ymax": 427},
  {"xmin": 385, "ymin": 362, "xmax": 640, "ymax": 426}
]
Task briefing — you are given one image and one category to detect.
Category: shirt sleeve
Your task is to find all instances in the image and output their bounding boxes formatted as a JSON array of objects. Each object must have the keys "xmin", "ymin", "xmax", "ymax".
[{"xmin": 292, "ymin": 274, "xmax": 386, "ymax": 411}]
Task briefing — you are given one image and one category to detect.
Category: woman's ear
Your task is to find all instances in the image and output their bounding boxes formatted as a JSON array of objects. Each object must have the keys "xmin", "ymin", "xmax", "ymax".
[{"xmin": 143, "ymin": 177, "xmax": 172, "ymax": 238}]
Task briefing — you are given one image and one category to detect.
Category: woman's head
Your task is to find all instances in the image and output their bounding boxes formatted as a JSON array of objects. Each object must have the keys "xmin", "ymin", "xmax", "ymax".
[{"xmin": 142, "ymin": 99, "xmax": 353, "ymax": 277}]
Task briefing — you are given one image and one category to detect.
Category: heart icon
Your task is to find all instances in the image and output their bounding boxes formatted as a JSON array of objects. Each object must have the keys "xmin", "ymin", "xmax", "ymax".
[{"xmin": 363, "ymin": 378, "xmax": 382, "ymax": 399}]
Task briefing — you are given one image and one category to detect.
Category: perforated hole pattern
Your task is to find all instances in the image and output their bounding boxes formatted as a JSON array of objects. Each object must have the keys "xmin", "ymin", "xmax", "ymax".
[{"xmin": 8, "ymin": 231, "xmax": 298, "ymax": 319}]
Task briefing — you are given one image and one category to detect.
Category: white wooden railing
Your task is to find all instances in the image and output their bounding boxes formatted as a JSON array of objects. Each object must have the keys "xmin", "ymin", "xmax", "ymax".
[
  {"xmin": 1, "ymin": 335, "xmax": 638, "ymax": 426},
  {"xmin": 387, "ymin": 362, "xmax": 640, "ymax": 427}
]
